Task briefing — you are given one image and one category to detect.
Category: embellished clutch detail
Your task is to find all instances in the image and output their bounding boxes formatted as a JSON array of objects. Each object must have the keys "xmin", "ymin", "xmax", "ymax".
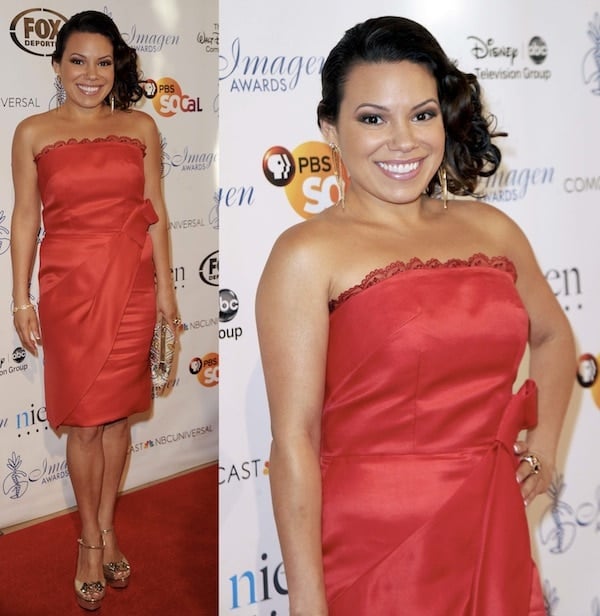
[{"xmin": 150, "ymin": 318, "xmax": 175, "ymax": 395}]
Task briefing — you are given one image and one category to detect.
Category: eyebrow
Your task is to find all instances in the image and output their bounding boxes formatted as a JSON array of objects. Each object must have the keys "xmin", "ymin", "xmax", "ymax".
[
  {"xmin": 354, "ymin": 98, "xmax": 440, "ymax": 113},
  {"xmin": 69, "ymin": 52, "xmax": 114, "ymax": 60}
]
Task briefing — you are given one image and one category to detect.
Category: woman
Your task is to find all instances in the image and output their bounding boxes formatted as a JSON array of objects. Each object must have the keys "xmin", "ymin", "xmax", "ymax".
[
  {"xmin": 10, "ymin": 10, "xmax": 179, "ymax": 611},
  {"xmin": 256, "ymin": 16, "xmax": 575, "ymax": 615}
]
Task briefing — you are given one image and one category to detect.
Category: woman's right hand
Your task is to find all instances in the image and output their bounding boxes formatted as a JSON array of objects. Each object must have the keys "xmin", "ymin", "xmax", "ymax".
[{"xmin": 13, "ymin": 306, "xmax": 41, "ymax": 356}]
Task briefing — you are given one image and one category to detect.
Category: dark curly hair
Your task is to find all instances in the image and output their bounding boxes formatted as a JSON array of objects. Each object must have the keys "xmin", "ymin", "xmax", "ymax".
[
  {"xmin": 317, "ymin": 16, "xmax": 505, "ymax": 197},
  {"xmin": 52, "ymin": 10, "xmax": 143, "ymax": 111}
]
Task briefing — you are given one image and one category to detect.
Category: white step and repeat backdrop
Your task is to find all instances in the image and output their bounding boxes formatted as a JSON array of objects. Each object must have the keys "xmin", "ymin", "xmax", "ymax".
[
  {"xmin": 0, "ymin": 1, "xmax": 218, "ymax": 528},
  {"xmin": 219, "ymin": 1, "xmax": 600, "ymax": 614}
]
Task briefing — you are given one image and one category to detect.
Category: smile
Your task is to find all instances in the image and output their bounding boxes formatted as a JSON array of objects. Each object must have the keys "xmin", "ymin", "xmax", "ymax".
[
  {"xmin": 377, "ymin": 160, "xmax": 420, "ymax": 174},
  {"xmin": 77, "ymin": 84, "xmax": 103, "ymax": 95}
]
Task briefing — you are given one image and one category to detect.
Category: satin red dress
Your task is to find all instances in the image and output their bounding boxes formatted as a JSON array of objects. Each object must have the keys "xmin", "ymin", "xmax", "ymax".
[
  {"xmin": 35, "ymin": 136, "xmax": 158, "ymax": 429},
  {"xmin": 322, "ymin": 255, "xmax": 545, "ymax": 615}
]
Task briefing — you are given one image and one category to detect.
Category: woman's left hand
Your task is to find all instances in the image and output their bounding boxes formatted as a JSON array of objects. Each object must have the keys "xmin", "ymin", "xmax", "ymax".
[
  {"xmin": 513, "ymin": 440, "xmax": 554, "ymax": 507},
  {"xmin": 156, "ymin": 286, "xmax": 182, "ymax": 334}
]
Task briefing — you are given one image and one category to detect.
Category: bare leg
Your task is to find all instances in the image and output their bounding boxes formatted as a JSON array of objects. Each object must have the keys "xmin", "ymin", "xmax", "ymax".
[
  {"xmin": 98, "ymin": 418, "xmax": 130, "ymax": 566},
  {"xmin": 67, "ymin": 425, "xmax": 105, "ymax": 593}
]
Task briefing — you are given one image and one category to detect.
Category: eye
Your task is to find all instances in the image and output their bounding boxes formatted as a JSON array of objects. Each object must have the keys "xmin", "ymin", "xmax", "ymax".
[
  {"xmin": 70, "ymin": 58, "xmax": 84, "ymax": 65},
  {"xmin": 99, "ymin": 60, "xmax": 113, "ymax": 67},
  {"xmin": 413, "ymin": 109, "xmax": 438, "ymax": 122},
  {"xmin": 359, "ymin": 114, "xmax": 383, "ymax": 125}
]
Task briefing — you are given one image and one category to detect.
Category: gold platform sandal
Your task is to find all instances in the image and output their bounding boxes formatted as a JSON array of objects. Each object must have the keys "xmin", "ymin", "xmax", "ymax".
[
  {"xmin": 101, "ymin": 528, "xmax": 131, "ymax": 589},
  {"xmin": 74, "ymin": 538, "xmax": 106, "ymax": 611}
]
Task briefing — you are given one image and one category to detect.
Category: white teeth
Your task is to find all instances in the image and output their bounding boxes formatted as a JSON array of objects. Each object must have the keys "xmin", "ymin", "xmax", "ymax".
[
  {"xmin": 378, "ymin": 161, "xmax": 419, "ymax": 174},
  {"xmin": 78, "ymin": 85, "xmax": 101, "ymax": 94}
]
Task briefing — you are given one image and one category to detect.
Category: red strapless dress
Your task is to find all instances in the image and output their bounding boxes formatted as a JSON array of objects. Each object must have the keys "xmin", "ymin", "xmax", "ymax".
[
  {"xmin": 322, "ymin": 254, "xmax": 545, "ymax": 615},
  {"xmin": 35, "ymin": 136, "xmax": 158, "ymax": 429}
]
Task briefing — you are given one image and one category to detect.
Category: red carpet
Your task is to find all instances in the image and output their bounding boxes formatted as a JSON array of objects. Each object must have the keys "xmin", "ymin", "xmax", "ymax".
[{"xmin": 0, "ymin": 465, "xmax": 217, "ymax": 616}]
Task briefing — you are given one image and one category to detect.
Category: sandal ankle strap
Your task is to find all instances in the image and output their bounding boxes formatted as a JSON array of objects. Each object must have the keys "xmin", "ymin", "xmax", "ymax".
[{"xmin": 78, "ymin": 537, "xmax": 104, "ymax": 550}]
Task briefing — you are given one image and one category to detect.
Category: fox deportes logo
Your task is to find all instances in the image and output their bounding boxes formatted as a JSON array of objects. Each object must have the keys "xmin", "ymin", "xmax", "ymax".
[
  {"xmin": 10, "ymin": 8, "xmax": 67, "ymax": 56},
  {"xmin": 199, "ymin": 250, "xmax": 219, "ymax": 286}
]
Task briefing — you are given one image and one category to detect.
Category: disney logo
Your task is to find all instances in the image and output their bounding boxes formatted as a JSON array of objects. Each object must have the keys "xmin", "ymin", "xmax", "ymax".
[
  {"xmin": 197, "ymin": 30, "xmax": 219, "ymax": 46},
  {"xmin": 467, "ymin": 36, "xmax": 518, "ymax": 64}
]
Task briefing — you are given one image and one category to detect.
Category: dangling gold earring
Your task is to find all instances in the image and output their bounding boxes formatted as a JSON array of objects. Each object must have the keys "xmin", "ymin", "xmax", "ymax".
[
  {"xmin": 110, "ymin": 94, "xmax": 115, "ymax": 113},
  {"xmin": 438, "ymin": 166, "xmax": 448, "ymax": 210},
  {"xmin": 329, "ymin": 143, "xmax": 345, "ymax": 211}
]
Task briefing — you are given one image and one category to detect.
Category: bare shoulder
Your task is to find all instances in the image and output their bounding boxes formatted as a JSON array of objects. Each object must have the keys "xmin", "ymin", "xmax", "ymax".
[
  {"xmin": 453, "ymin": 198, "xmax": 528, "ymax": 247},
  {"xmin": 13, "ymin": 111, "xmax": 56, "ymax": 148},
  {"xmin": 259, "ymin": 213, "xmax": 338, "ymax": 299},
  {"xmin": 126, "ymin": 109, "xmax": 158, "ymax": 139},
  {"xmin": 269, "ymin": 212, "xmax": 337, "ymax": 269}
]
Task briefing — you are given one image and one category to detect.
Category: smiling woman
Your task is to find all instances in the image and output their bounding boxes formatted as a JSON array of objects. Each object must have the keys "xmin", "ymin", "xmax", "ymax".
[
  {"xmin": 256, "ymin": 15, "xmax": 575, "ymax": 616},
  {"xmin": 9, "ymin": 9, "xmax": 180, "ymax": 612}
]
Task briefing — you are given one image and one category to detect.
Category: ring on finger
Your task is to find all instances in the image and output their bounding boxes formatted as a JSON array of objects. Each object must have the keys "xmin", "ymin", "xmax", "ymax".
[
  {"xmin": 173, "ymin": 317, "xmax": 182, "ymax": 326},
  {"xmin": 520, "ymin": 453, "xmax": 541, "ymax": 476}
]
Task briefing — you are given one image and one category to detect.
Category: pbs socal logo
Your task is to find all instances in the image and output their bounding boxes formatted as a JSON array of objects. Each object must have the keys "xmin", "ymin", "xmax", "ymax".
[
  {"xmin": 262, "ymin": 146, "xmax": 296, "ymax": 187},
  {"xmin": 10, "ymin": 8, "xmax": 67, "ymax": 56},
  {"xmin": 577, "ymin": 352, "xmax": 600, "ymax": 410},
  {"xmin": 189, "ymin": 352, "xmax": 219, "ymax": 387},
  {"xmin": 199, "ymin": 250, "xmax": 219, "ymax": 286},
  {"xmin": 527, "ymin": 36, "xmax": 547, "ymax": 64},
  {"xmin": 263, "ymin": 142, "xmax": 348, "ymax": 219},
  {"xmin": 219, "ymin": 289, "xmax": 239, "ymax": 322},
  {"xmin": 142, "ymin": 77, "xmax": 203, "ymax": 118}
]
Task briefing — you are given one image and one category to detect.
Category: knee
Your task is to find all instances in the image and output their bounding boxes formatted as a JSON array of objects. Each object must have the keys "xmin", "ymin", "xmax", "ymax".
[
  {"xmin": 69, "ymin": 425, "xmax": 103, "ymax": 446},
  {"xmin": 104, "ymin": 418, "xmax": 129, "ymax": 437}
]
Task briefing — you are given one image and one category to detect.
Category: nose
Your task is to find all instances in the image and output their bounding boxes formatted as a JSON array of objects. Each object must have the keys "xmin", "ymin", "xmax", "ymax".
[
  {"xmin": 388, "ymin": 120, "xmax": 417, "ymax": 152},
  {"xmin": 86, "ymin": 64, "xmax": 98, "ymax": 80}
]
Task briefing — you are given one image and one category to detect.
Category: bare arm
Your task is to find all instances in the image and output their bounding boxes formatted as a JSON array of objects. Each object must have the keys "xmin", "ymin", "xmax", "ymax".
[
  {"xmin": 509, "ymin": 222, "xmax": 576, "ymax": 505},
  {"xmin": 256, "ymin": 225, "xmax": 330, "ymax": 616},
  {"xmin": 10, "ymin": 120, "xmax": 42, "ymax": 355},
  {"xmin": 140, "ymin": 113, "xmax": 178, "ymax": 329}
]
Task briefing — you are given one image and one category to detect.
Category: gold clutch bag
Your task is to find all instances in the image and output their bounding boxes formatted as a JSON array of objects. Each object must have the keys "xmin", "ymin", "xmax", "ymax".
[{"xmin": 150, "ymin": 318, "xmax": 175, "ymax": 395}]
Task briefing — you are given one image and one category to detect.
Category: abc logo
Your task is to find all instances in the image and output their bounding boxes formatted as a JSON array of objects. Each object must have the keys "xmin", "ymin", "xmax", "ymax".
[
  {"xmin": 219, "ymin": 289, "xmax": 239, "ymax": 322},
  {"xmin": 528, "ymin": 36, "xmax": 547, "ymax": 65},
  {"xmin": 12, "ymin": 347, "xmax": 26, "ymax": 363}
]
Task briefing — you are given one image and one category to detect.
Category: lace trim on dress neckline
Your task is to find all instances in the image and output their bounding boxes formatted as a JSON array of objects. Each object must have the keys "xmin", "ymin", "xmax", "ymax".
[
  {"xmin": 329, "ymin": 253, "xmax": 517, "ymax": 313},
  {"xmin": 34, "ymin": 135, "xmax": 146, "ymax": 162}
]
